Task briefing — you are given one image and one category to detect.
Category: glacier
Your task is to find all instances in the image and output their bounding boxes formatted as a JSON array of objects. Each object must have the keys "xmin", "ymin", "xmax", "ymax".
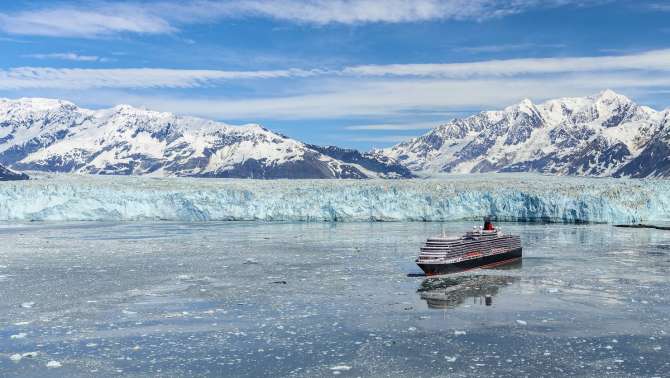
[{"xmin": 0, "ymin": 173, "xmax": 669, "ymax": 223}]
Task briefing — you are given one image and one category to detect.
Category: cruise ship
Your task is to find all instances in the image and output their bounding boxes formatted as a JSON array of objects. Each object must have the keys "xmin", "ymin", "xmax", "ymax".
[{"xmin": 416, "ymin": 219, "xmax": 522, "ymax": 275}]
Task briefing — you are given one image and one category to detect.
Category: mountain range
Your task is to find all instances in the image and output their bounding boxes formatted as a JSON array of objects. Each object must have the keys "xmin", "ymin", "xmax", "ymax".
[
  {"xmin": 381, "ymin": 90, "xmax": 670, "ymax": 178},
  {"xmin": 0, "ymin": 90, "xmax": 668, "ymax": 180},
  {"xmin": 0, "ymin": 98, "xmax": 411, "ymax": 179}
]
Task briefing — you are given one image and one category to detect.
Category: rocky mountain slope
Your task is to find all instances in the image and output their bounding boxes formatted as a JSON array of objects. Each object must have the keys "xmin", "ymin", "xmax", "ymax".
[
  {"xmin": 381, "ymin": 90, "xmax": 670, "ymax": 178},
  {"xmin": 0, "ymin": 98, "xmax": 411, "ymax": 179},
  {"xmin": 0, "ymin": 164, "xmax": 28, "ymax": 181}
]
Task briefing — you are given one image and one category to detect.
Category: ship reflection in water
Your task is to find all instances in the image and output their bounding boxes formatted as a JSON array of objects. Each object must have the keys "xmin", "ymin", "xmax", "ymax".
[{"xmin": 417, "ymin": 261, "xmax": 521, "ymax": 310}]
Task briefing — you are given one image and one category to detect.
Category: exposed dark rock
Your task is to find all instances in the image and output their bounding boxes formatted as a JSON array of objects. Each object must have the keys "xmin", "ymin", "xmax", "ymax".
[{"xmin": 0, "ymin": 164, "xmax": 28, "ymax": 181}]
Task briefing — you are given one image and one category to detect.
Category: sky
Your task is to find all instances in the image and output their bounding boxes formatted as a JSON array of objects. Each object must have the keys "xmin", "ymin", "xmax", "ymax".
[{"xmin": 1, "ymin": 0, "xmax": 670, "ymax": 150}]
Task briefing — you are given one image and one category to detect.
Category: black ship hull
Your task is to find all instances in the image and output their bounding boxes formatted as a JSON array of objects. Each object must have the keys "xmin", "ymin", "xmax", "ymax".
[{"xmin": 417, "ymin": 248, "xmax": 522, "ymax": 276}]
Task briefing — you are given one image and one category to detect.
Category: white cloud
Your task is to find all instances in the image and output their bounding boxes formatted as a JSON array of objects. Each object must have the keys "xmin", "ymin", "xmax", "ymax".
[
  {"xmin": 156, "ymin": 0, "xmax": 609, "ymax": 25},
  {"xmin": 2, "ymin": 48, "xmax": 670, "ymax": 91},
  {"xmin": 0, "ymin": 67, "xmax": 321, "ymax": 90},
  {"xmin": 194, "ymin": 0, "xmax": 514, "ymax": 24},
  {"xmin": 343, "ymin": 49, "xmax": 670, "ymax": 78},
  {"xmin": 24, "ymin": 53, "xmax": 107, "ymax": 62},
  {"xmin": 0, "ymin": 1, "xmax": 602, "ymax": 37},
  {"xmin": 0, "ymin": 5, "xmax": 174, "ymax": 38}
]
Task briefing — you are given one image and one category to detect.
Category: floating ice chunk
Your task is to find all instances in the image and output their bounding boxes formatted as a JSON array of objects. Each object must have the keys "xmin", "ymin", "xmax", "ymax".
[
  {"xmin": 9, "ymin": 354, "xmax": 22, "ymax": 362},
  {"xmin": 516, "ymin": 320, "xmax": 528, "ymax": 326},
  {"xmin": 454, "ymin": 330, "xmax": 466, "ymax": 336},
  {"xmin": 330, "ymin": 365, "xmax": 352, "ymax": 371},
  {"xmin": 20, "ymin": 302, "xmax": 35, "ymax": 308},
  {"xmin": 46, "ymin": 360, "xmax": 62, "ymax": 368}
]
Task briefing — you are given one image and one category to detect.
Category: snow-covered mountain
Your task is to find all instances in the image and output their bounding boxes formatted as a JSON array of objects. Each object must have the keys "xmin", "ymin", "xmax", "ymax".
[
  {"xmin": 381, "ymin": 90, "xmax": 670, "ymax": 178},
  {"xmin": 0, "ymin": 164, "xmax": 28, "ymax": 181},
  {"xmin": 0, "ymin": 98, "xmax": 411, "ymax": 179}
]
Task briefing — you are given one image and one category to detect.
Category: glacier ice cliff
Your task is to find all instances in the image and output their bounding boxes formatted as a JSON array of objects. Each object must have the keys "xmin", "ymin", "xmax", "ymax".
[{"xmin": 0, "ymin": 173, "xmax": 668, "ymax": 223}]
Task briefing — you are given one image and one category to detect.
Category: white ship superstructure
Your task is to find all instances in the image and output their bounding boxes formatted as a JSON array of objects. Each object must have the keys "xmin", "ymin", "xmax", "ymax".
[{"xmin": 416, "ymin": 219, "xmax": 522, "ymax": 275}]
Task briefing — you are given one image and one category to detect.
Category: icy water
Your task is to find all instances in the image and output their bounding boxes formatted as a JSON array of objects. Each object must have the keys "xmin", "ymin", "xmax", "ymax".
[{"xmin": 0, "ymin": 222, "xmax": 669, "ymax": 377}]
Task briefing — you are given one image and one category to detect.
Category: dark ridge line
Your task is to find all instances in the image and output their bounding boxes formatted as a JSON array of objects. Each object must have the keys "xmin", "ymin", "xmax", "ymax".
[{"xmin": 614, "ymin": 224, "xmax": 670, "ymax": 231}]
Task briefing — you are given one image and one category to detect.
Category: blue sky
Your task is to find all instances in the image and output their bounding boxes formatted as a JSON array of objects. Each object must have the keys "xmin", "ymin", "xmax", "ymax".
[{"xmin": 1, "ymin": 0, "xmax": 670, "ymax": 150}]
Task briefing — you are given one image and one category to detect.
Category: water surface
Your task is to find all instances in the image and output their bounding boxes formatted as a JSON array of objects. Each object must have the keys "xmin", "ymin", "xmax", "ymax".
[{"xmin": 0, "ymin": 222, "xmax": 669, "ymax": 377}]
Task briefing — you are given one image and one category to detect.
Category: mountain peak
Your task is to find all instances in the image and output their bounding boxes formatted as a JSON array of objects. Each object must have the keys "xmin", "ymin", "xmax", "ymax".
[
  {"xmin": 518, "ymin": 98, "xmax": 534, "ymax": 107},
  {"xmin": 112, "ymin": 104, "xmax": 136, "ymax": 111},
  {"xmin": 504, "ymin": 98, "xmax": 536, "ymax": 114},
  {"xmin": 594, "ymin": 89, "xmax": 632, "ymax": 104},
  {"xmin": 110, "ymin": 104, "xmax": 155, "ymax": 115},
  {"xmin": 1, "ymin": 97, "xmax": 77, "ymax": 111}
]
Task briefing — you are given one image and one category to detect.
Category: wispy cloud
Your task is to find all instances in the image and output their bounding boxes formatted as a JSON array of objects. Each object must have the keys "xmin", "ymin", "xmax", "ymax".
[
  {"xmin": 0, "ymin": 0, "xmax": 602, "ymax": 38},
  {"xmin": 3, "ymin": 49, "xmax": 670, "ymax": 90},
  {"xmin": 342, "ymin": 135, "xmax": 416, "ymax": 143},
  {"xmin": 454, "ymin": 43, "xmax": 566, "ymax": 54},
  {"xmin": 345, "ymin": 122, "xmax": 440, "ymax": 130},
  {"xmin": 0, "ymin": 67, "xmax": 321, "ymax": 90},
  {"xmin": 186, "ymin": 0, "xmax": 530, "ymax": 24},
  {"xmin": 0, "ymin": 4, "xmax": 174, "ymax": 38},
  {"xmin": 24, "ymin": 53, "xmax": 108, "ymax": 62},
  {"xmin": 343, "ymin": 49, "xmax": 670, "ymax": 78},
  {"xmin": 648, "ymin": 3, "xmax": 670, "ymax": 11},
  {"xmin": 0, "ymin": 36, "xmax": 31, "ymax": 43}
]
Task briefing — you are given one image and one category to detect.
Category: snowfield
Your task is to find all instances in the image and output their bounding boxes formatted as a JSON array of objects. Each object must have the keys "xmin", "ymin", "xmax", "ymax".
[{"xmin": 0, "ymin": 173, "xmax": 668, "ymax": 223}]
